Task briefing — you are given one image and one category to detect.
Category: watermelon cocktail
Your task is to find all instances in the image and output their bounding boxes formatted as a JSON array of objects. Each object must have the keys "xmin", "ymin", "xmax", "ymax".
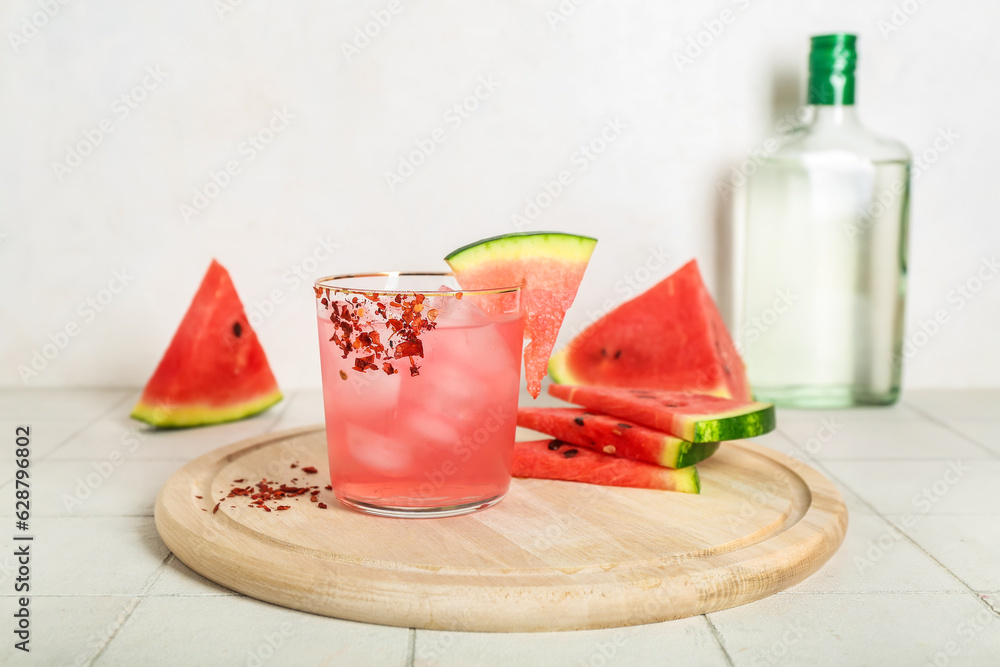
[{"xmin": 314, "ymin": 273, "xmax": 524, "ymax": 517}]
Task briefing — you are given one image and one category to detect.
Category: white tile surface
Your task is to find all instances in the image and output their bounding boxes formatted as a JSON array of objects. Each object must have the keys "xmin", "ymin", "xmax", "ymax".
[
  {"xmin": 46, "ymin": 409, "xmax": 282, "ymax": 461},
  {"xmin": 949, "ymin": 421, "xmax": 1000, "ymax": 457},
  {"xmin": 903, "ymin": 390, "xmax": 1000, "ymax": 422},
  {"xmin": 0, "ymin": 517, "xmax": 169, "ymax": 595},
  {"xmin": 892, "ymin": 514, "xmax": 1000, "ymax": 591},
  {"xmin": 0, "ymin": 389, "xmax": 131, "ymax": 421},
  {"xmin": 778, "ymin": 420, "xmax": 993, "ymax": 460},
  {"xmin": 0, "ymin": 460, "xmax": 182, "ymax": 517},
  {"xmin": 413, "ymin": 616, "xmax": 728, "ymax": 667},
  {"xmin": 0, "ymin": 418, "xmax": 86, "ymax": 461},
  {"xmin": 95, "ymin": 596, "xmax": 411, "ymax": 667},
  {"xmin": 709, "ymin": 593, "xmax": 1000, "ymax": 667},
  {"xmin": 775, "ymin": 403, "xmax": 923, "ymax": 424},
  {"xmin": 822, "ymin": 460, "xmax": 1000, "ymax": 515},
  {"xmin": 270, "ymin": 389, "xmax": 325, "ymax": 431},
  {"xmin": 147, "ymin": 554, "xmax": 239, "ymax": 597},
  {"xmin": 786, "ymin": 514, "xmax": 964, "ymax": 593},
  {"xmin": 0, "ymin": 596, "xmax": 145, "ymax": 667}
]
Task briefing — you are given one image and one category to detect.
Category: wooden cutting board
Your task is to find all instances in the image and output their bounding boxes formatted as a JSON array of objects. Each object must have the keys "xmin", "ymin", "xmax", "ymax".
[{"xmin": 155, "ymin": 425, "xmax": 847, "ymax": 632}]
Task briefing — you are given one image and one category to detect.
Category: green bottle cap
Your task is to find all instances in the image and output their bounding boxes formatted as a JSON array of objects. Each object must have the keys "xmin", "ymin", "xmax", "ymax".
[{"xmin": 808, "ymin": 33, "xmax": 856, "ymax": 105}]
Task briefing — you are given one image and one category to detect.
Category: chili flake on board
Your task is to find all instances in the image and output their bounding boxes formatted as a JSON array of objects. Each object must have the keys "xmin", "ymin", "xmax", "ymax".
[
  {"xmin": 205, "ymin": 466, "xmax": 332, "ymax": 513},
  {"xmin": 318, "ymin": 287, "xmax": 442, "ymax": 377}
]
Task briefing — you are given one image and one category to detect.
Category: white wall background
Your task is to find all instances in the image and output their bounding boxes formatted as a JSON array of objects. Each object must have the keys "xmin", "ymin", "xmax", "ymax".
[{"xmin": 1, "ymin": 0, "xmax": 997, "ymax": 390}]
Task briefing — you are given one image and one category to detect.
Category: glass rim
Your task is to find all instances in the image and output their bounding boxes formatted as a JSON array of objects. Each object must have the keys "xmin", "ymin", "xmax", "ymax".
[{"xmin": 314, "ymin": 272, "xmax": 522, "ymax": 296}]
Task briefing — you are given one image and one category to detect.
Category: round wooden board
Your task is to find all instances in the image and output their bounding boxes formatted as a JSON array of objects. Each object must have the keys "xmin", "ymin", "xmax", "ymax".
[{"xmin": 155, "ymin": 425, "xmax": 847, "ymax": 632}]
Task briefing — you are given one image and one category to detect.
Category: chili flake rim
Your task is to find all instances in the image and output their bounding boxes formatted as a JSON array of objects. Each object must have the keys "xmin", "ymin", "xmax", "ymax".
[{"xmin": 313, "ymin": 272, "xmax": 522, "ymax": 297}]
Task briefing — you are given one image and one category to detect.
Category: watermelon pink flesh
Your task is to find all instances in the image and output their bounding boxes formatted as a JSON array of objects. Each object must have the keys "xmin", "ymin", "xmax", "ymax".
[
  {"xmin": 549, "ymin": 384, "xmax": 775, "ymax": 443},
  {"xmin": 517, "ymin": 407, "xmax": 719, "ymax": 469},
  {"xmin": 548, "ymin": 259, "xmax": 751, "ymax": 401},
  {"xmin": 131, "ymin": 259, "xmax": 282, "ymax": 427},
  {"xmin": 512, "ymin": 439, "xmax": 700, "ymax": 493},
  {"xmin": 446, "ymin": 233, "xmax": 596, "ymax": 398}
]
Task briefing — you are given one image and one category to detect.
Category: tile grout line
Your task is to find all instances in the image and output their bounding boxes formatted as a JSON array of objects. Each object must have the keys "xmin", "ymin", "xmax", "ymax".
[
  {"xmin": 38, "ymin": 392, "xmax": 137, "ymax": 464},
  {"xmin": 702, "ymin": 614, "xmax": 735, "ymax": 667},
  {"xmin": 900, "ymin": 401, "xmax": 1000, "ymax": 460},
  {"xmin": 777, "ymin": 429, "xmax": 1000, "ymax": 620},
  {"xmin": 405, "ymin": 628, "xmax": 416, "ymax": 667},
  {"xmin": 83, "ymin": 551, "xmax": 174, "ymax": 666}
]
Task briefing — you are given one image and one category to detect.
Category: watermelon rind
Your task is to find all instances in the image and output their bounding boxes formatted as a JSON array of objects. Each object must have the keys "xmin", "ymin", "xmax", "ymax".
[
  {"xmin": 674, "ymin": 441, "xmax": 721, "ymax": 469},
  {"xmin": 547, "ymin": 347, "xmax": 578, "ymax": 385},
  {"xmin": 445, "ymin": 231, "xmax": 597, "ymax": 265},
  {"xmin": 131, "ymin": 390, "xmax": 283, "ymax": 428},
  {"xmin": 685, "ymin": 404, "xmax": 776, "ymax": 443}
]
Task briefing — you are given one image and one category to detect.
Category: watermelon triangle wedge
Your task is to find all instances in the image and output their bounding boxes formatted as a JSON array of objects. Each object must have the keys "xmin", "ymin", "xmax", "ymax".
[
  {"xmin": 550, "ymin": 384, "xmax": 775, "ymax": 443},
  {"xmin": 446, "ymin": 232, "xmax": 597, "ymax": 398},
  {"xmin": 131, "ymin": 260, "xmax": 283, "ymax": 428},
  {"xmin": 512, "ymin": 439, "xmax": 700, "ymax": 493},
  {"xmin": 548, "ymin": 259, "xmax": 752, "ymax": 401}
]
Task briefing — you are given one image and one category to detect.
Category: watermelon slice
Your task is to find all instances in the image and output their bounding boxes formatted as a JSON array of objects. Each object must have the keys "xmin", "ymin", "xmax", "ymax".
[
  {"xmin": 131, "ymin": 260, "xmax": 282, "ymax": 427},
  {"xmin": 550, "ymin": 385, "xmax": 774, "ymax": 443},
  {"xmin": 445, "ymin": 232, "xmax": 597, "ymax": 398},
  {"xmin": 512, "ymin": 439, "xmax": 700, "ymax": 493},
  {"xmin": 548, "ymin": 259, "xmax": 751, "ymax": 401},
  {"xmin": 517, "ymin": 407, "xmax": 720, "ymax": 469}
]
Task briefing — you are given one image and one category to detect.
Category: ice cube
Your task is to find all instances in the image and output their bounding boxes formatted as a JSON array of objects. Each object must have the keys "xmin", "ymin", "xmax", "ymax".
[{"xmin": 343, "ymin": 422, "xmax": 411, "ymax": 477}]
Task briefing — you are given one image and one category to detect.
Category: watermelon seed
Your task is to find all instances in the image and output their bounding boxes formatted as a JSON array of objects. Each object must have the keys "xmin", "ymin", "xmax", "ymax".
[
  {"xmin": 547, "ymin": 440, "xmax": 564, "ymax": 450},
  {"xmin": 573, "ymin": 417, "xmax": 584, "ymax": 426},
  {"xmin": 232, "ymin": 321, "xmax": 242, "ymax": 337},
  {"xmin": 614, "ymin": 350, "xmax": 621, "ymax": 359},
  {"xmin": 339, "ymin": 370, "xmax": 348, "ymax": 381},
  {"xmin": 562, "ymin": 449, "xmax": 579, "ymax": 458},
  {"xmin": 616, "ymin": 423, "xmax": 632, "ymax": 429}
]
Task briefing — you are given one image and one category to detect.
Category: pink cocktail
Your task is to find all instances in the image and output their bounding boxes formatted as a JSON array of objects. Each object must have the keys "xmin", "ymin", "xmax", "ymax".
[{"xmin": 314, "ymin": 273, "xmax": 523, "ymax": 517}]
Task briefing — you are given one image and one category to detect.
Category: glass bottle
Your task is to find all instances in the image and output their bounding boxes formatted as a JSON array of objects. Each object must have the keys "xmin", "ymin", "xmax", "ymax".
[{"xmin": 742, "ymin": 34, "xmax": 911, "ymax": 407}]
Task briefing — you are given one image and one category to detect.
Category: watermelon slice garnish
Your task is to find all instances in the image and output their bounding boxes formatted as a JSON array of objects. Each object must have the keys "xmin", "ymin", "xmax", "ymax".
[
  {"xmin": 548, "ymin": 259, "xmax": 752, "ymax": 401},
  {"xmin": 512, "ymin": 439, "xmax": 700, "ymax": 493},
  {"xmin": 445, "ymin": 232, "xmax": 597, "ymax": 398},
  {"xmin": 549, "ymin": 385, "xmax": 775, "ymax": 443},
  {"xmin": 131, "ymin": 260, "xmax": 282, "ymax": 428},
  {"xmin": 517, "ymin": 407, "xmax": 720, "ymax": 469}
]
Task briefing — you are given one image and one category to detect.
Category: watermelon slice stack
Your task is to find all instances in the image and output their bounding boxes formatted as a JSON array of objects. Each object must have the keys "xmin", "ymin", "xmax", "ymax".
[{"xmin": 446, "ymin": 235, "xmax": 776, "ymax": 496}]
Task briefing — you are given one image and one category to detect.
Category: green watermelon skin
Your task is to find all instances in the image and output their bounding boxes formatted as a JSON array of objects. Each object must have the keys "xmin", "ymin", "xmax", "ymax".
[
  {"xmin": 549, "ymin": 259, "xmax": 751, "ymax": 401},
  {"xmin": 131, "ymin": 259, "xmax": 282, "ymax": 428},
  {"xmin": 549, "ymin": 385, "xmax": 775, "ymax": 443},
  {"xmin": 512, "ymin": 439, "xmax": 700, "ymax": 493},
  {"xmin": 517, "ymin": 407, "xmax": 719, "ymax": 469}
]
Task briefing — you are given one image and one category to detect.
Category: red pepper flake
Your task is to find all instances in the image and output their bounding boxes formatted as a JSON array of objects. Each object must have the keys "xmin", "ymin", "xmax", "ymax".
[
  {"xmin": 212, "ymin": 502, "xmax": 221, "ymax": 514},
  {"xmin": 234, "ymin": 479, "xmax": 245, "ymax": 483},
  {"xmin": 317, "ymin": 503, "xmax": 328, "ymax": 509},
  {"xmin": 302, "ymin": 466, "xmax": 318, "ymax": 474},
  {"xmin": 195, "ymin": 495, "xmax": 203, "ymax": 499},
  {"xmin": 325, "ymin": 485, "xmax": 333, "ymax": 491},
  {"xmin": 313, "ymin": 286, "xmax": 323, "ymax": 298},
  {"xmin": 394, "ymin": 339, "xmax": 423, "ymax": 359},
  {"xmin": 201, "ymin": 508, "xmax": 207, "ymax": 512},
  {"xmin": 382, "ymin": 361, "xmax": 398, "ymax": 375},
  {"xmin": 310, "ymin": 495, "xmax": 318, "ymax": 502},
  {"xmin": 455, "ymin": 292, "xmax": 463, "ymax": 300},
  {"xmin": 276, "ymin": 506, "xmax": 291, "ymax": 511},
  {"xmin": 290, "ymin": 463, "xmax": 298, "ymax": 469}
]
